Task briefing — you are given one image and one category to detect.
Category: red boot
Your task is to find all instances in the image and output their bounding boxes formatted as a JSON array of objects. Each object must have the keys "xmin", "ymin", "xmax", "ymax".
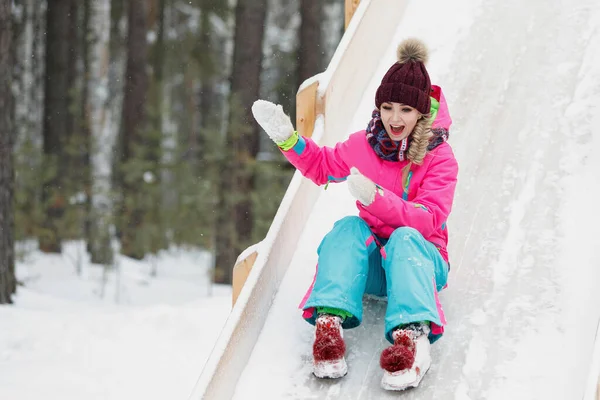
[
  {"xmin": 380, "ymin": 323, "xmax": 431, "ymax": 390},
  {"xmin": 312, "ymin": 314, "xmax": 348, "ymax": 378}
]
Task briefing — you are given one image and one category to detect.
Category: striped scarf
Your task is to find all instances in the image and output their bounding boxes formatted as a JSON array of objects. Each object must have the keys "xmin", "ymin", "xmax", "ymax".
[
  {"xmin": 365, "ymin": 109, "xmax": 450, "ymax": 162},
  {"xmin": 365, "ymin": 110, "xmax": 409, "ymax": 162}
]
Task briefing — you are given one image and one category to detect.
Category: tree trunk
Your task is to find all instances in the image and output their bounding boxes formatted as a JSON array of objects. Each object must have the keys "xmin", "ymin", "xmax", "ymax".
[
  {"xmin": 40, "ymin": 0, "xmax": 72, "ymax": 253},
  {"xmin": 119, "ymin": 0, "xmax": 149, "ymax": 259},
  {"xmin": 148, "ymin": 0, "xmax": 166, "ymax": 254},
  {"xmin": 298, "ymin": 0, "xmax": 323, "ymax": 88},
  {"xmin": 197, "ymin": 6, "xmax": 214, "ymax": 167},
  {"xmin": 108, "ymin": 0, "xmax": 126, "ymax": 199},
  {"xmin": 82, "ymin": 0, "xmax": 92, "ymax": 256},
  {"xmin": 65, "ymin": 0, "xmax": 79, "ymax": 153},
  {"xmin": 11, "ymin": 0, "xmax": 46, "ymax": 241},
  {"xmin": 32, "ymin": 1, "xmax": 45, "ymax": 145},
  {"xmin": 214, "ymin": 0, "xmax": 267, "ymax": 284},
  {"xmin": 0, "ymin": 0, "xmax": 16, "ymax": 303},
  {"xmin": 87, "ymin": 0, "xmax": 114, "ymax": 264}
]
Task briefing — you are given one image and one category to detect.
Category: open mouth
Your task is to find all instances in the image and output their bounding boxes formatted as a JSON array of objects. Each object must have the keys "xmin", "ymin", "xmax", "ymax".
[{"xmin": 390, "ymin": 125, "xmax": 405, "ymax": 135}]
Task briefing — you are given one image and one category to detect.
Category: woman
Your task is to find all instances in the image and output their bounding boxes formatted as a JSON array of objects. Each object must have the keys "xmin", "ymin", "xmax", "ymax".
[{"xmin": 252, "ymin": 38, "xmax": 458, "ymax": 391}]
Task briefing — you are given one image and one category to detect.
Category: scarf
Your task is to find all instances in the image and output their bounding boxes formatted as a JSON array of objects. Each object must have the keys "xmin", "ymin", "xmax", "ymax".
[{"xmin": 366, "ymin": 109, "xmax": 450, "ymax": 162}]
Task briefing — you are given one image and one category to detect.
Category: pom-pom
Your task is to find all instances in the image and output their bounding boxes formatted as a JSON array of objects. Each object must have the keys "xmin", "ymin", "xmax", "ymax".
[
  {"xmin": 380, "ymin": 342, "xmax": 416, "ymax": 372},
  {"xmin": 380, "ymin": 330, "xmax": 417, "ymax": 372},
  {"xmin": 313, "ymin": 321, "xmax": 346, "ymax": 361},
  {"xmin": 397, "ymin": 38, "xmax": 428, "ymax": 64}
]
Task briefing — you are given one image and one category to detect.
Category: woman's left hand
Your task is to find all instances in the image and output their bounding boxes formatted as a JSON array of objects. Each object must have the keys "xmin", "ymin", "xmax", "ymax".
[{"xmin": 347, "ymin": 167, "xmax": 377, "ymax": 206}]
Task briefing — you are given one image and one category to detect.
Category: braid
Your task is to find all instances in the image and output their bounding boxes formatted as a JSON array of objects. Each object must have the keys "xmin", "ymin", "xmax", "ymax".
[{"xmin": 407, "ymin": 114, "xmax": 433, "ymax": 165}]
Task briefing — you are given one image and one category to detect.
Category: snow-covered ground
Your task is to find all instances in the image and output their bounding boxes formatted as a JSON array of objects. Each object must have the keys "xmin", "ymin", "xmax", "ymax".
[
  {"xmin": 5, "ymin": 0, "xmax": 600, "ymax": 399},
  {"xmin": 0, "ymin": 242, "xmax": 231, "ymax": 400}
]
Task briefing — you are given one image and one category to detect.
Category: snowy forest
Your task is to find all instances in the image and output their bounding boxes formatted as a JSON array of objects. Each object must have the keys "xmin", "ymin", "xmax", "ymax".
[{"xmin": 0, "ymin": 0, "xmax": 347, "ymax": 304}]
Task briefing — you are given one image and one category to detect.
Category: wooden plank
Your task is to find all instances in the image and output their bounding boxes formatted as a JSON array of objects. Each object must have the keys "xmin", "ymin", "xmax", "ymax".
[
  {"xmin": 295, "ymin": 80, "xmax": 319, "ymax": 139},
  {"xmin": 345, "ymin": 0, "xmax": 362, "ymax": 30},
  {"xmin": 232, "ymin": 251, "xmax": 258, "ymax": 306}
]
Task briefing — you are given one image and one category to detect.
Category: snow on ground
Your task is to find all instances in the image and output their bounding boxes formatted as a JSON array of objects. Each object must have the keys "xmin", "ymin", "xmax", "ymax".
[{"xmin": 0, "ymin": 242, "xmax": 231, "ymax": 400}]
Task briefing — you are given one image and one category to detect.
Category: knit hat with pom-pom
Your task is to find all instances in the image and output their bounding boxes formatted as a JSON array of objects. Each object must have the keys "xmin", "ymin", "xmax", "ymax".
[{"xmin": 375, "ymin": 38, "xmax": 431, "ymax": 114}]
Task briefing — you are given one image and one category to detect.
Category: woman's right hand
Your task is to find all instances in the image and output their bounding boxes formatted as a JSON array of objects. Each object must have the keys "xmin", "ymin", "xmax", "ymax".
[{"xmin": 251, "ymin": 100, "xmax": 295, "ymax": 144}]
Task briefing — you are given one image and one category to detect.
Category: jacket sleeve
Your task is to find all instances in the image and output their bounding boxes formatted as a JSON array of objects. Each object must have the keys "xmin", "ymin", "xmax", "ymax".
[
  {"xmin": 360, "ymin": 145, "xmax": 458, "ymax": 238},
  {"xmin": 280, "ymin": 133, "xmax": 356, "ymax": 186}
]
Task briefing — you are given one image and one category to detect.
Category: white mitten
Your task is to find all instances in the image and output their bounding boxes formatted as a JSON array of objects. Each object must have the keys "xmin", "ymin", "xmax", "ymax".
[
  {"xmin": 347, "ymin": 167, "xmax": 377, "ymax": 206},
  {"xmin": 251, "ymin": 100, "xmax": 295, "ymax": 144}
]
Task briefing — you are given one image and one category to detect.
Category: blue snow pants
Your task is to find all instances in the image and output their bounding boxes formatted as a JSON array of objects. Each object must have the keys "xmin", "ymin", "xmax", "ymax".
[{"xmin": 302, "ymin": 216, "xmax": 449, "ymax": 343}]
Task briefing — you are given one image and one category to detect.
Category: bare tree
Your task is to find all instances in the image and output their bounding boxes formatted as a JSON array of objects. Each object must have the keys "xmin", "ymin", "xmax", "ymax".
[
  {"xmin": 87, "ymin": 0, "xmax": 114, "ymax": 264},
  {"xmin": 40, "ymin": 0, "xmax": 73, "ymax": 253},
  {"xmin": 118, "ymin": 0, "xmax": 149, "ymax": 259},
  {"xmin": 0, "ymin": 0, "xmax": 16, "ymax": 303},
  {"xmin": 214, "ymin": 0, "xmax": 268, "ymax": 284},
  {"xmin": 12, "ymin": 0, "xmax": 47, "ymax": 241},
  {"xmin": 147, "ymin": 0, "xmax": 167, "ymax": 257}
]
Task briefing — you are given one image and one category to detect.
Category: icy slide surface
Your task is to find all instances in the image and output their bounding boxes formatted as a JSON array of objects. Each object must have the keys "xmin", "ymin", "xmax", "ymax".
[{"xmin": 232, "ymin": 0, "xmax": 600, "ymax": 398}]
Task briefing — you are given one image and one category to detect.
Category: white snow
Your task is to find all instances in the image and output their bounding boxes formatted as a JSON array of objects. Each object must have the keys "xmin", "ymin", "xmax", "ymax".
[
  {"xmin": 235, "ymin": 241, "xmax": 262, "ymax": 265},
  {"xmin": 0, "ymin": 242, "xmax": 231, "ymax": 400},
  {"xmin": 5, "ymin": 0, "xmax": 600, "ymax": 398}
]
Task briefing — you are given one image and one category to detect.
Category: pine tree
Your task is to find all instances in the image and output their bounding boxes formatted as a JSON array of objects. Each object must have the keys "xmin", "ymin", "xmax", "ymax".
[
  {"xmin": 87, "ymin": 0, "xmax": 114, "ymax": 265},
  {"xmin": 12, "ymin": 0, "xmax": 47, "ymax": 246},
  {"xmin": 40, "ymin": 0, "xmax": 73, "ymax": 253},
  {"xmin": 214, "ymin": 0, "xmax": 268, "ymax": 284},
  {"xmin": 0, "ymin": 0, "xmax": 16, "ymax": 303},
  {"xmin": 298, "ymin": 0, "xmax": 323, "ymax": 88},
  {"xmin": 118, "ymin": 0, "xmax": 150, "ymax": 260}
]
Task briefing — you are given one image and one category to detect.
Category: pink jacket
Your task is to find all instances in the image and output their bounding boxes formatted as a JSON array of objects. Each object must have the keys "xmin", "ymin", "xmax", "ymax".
[{"xmin": 282, "ymin": 90, "xmax": 458, "ymax": 262}]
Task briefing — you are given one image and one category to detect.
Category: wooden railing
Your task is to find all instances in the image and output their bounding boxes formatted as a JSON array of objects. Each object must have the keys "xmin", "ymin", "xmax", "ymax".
[
  {"xmin": 231, "ymin": 1, "xmax": 362, "ymax": 305},
  {"xmin": 295, "ymin": 79, "xmax": 322, "ymax": 139},
  {"xmin": 345, "ymin": 0, "xmax": 362, "ymax": 29}
]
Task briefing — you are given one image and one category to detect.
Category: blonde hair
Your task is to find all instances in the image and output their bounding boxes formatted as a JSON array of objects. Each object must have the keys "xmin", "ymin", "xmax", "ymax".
[
  {"xmin": 401, "ymin": 114, "xmax": 432, "ymax": 184},
  {"xmin": 406, "ymin": 113, "xmax": 433, "ymax": 165}
]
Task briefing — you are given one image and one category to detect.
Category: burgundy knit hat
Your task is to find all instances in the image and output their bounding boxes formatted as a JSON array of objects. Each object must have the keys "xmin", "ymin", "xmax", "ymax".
[{"xmin": 375, "ymin": 38, "xmax": 431, "ymax": 114}]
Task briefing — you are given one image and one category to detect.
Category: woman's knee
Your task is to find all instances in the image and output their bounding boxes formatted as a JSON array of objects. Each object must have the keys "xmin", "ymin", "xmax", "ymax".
[
  {"xmin": 325, "ymin": 216, "xmax": 372, "ymax": 239},
  {"xmin": 388, "ymin": 226, "xmax": 423, "ymax": 243},
  {"xmin": 333, "ymin": 215, "xmax": 369, "ymax": 230},
  {"xmin": 384, "ymin": 227, "xmax": 438, "ymax": 272},
  {"xmin": 318, "ymin": 216, "xmax": 373, "ymax": 256}
]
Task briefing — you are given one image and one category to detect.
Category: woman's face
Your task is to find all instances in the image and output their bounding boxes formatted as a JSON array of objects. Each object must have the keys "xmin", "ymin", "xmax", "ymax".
[{"xmin": 379, "ymin": 102, "xmax": 421, "ymax": 141}]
